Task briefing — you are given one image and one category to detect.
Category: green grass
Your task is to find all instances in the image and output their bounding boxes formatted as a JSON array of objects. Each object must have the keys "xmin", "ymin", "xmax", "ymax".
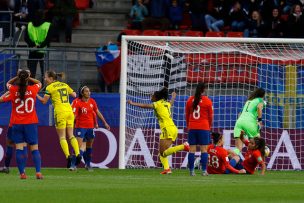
[{"xmin": 0, "ymin": 168, "xmax": 303, "ymax": 203}]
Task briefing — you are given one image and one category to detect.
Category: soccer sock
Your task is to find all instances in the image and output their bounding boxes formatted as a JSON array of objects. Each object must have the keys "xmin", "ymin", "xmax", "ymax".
[
  {"xmin": 59, "ymin": 138, "xmax": 70, "ymax": 158},
  {"xmin": 159, "ymin": 154, "xmax": 170, "ymax": 170},
  {"xmin": 16, "ymin": 149, "xmax": 25, "ymax": 174},
  {"xmin": 83, "ymin": 150, "xmax": 88, "ymax": 165},
  {"xmin": 188, "ymin": 153, "xmax": 195, "ymax": 172},
  {"xmin": 200, "ymin": 152, "xmax": 208, "ymax": 172},
  {"xmin": 23, "ymin": 146, "xmax": 28, "ymax": 170},
  {"xmin": 162, "ymin": 144, "xmax": 184, "ymax": 157},
  {"xmin": 86, "ymin": 148, "xmax": 92, "ymax": 167},
  {"xmin": 31, "ymin": 150, "xmax": 41, "ymax": 173},
  {"xmin": 69, "ymin": 136, "xmax": 80, "ymax": 156},
  {"xmin": 4, "ymin": 146, "xmax": 13, "ymax": 168},
  {"xmin": 229, "ymin": 159, "xmax": 237, "ymax": 168}
]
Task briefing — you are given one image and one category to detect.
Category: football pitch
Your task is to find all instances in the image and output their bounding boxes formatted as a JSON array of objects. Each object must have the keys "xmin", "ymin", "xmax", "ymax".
[{"xmin": 0, "ymin": 168, "xmax": 303, "ymax": 203}]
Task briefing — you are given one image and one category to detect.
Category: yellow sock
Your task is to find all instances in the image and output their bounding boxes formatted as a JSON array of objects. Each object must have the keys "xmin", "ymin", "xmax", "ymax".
[
  {"xmin": 159, "ymin": 155, "xmax": 170, "ymax": 170},
  {"xmin": 163, "ymin": 144, "xmax": 184, "ymax": 157},
  {"xmin": 69, "ymin": 136, "xmax": 80, "ymax": 156},
  {"xmin": 59, "ymin": 138, "xmax": 70, "ymax": 158}
]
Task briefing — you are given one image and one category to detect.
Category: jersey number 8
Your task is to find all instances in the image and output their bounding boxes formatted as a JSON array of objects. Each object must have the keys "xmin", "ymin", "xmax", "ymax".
[{"xmin": 193, "ymin": 106, "xmax": 200, "ymax": 119}]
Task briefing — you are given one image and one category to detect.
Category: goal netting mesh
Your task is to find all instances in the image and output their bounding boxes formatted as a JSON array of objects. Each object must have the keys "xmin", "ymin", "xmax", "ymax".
[{"xmin": 121, "ymin": 37, "xmax": 304, "ymax": 170}]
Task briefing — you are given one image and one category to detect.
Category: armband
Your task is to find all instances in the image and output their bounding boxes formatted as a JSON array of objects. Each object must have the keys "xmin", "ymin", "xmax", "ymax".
[{"xmin": 258, "ymin": 118, "xmax": 262, "ymax": 122}]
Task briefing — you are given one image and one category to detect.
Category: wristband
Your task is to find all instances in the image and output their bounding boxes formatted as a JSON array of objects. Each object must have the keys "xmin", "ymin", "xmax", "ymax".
[{"xmin": 258, "ymin": 118, "xmax": 262, "ymax": 122}]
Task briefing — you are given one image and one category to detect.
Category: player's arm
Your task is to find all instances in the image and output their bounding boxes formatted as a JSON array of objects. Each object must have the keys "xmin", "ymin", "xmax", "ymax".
[
  {"xmin": 96, "ymin": 109, "xmax": 110, "ymax": 130},
  {"xmin": 255, "ymin": 151, "xmax": 266, "ymax": 175},
  {"xmin": 69, "ymin": 92, "xmax": 77, "ymax": 98},
  {"xmin": 6, "ymin": 76, "xmax": 18, "ymax": 89},
  {"xmin": 37, "ymin": 94, "xmax": 50, "ymax": 104},
  {"xmin": 169, "ymin": 92, "xmax": 177, "ymax": 106},
  {"xmin": 185, "ymin": 99, "xmax": 190, "ymax": 128},
  {"xmin": 208, "ymin": 100, "xmax": 213, "ymax": 129},
  {"xmin": 257, "ymin": 102, "xmax": 263, "ymax": 128},
  {"xmin": 0, "ymin": 91, "xmax": 10, "ymax": 103},
  {"xmin": 28, "ymin": 77, "xmax": 42, "ymax": 87},
  {"xmin": 127, "ymin": 100, "xmax": 153, "ymax": 108}
]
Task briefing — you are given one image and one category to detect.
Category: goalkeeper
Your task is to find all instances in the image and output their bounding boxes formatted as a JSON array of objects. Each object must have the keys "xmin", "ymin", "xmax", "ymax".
[
  {"xmin": 233, "ymin": 88, "xmax": 266, "ymax": 155},
  {"xmin": 128, "ymin": 88, "xmax": 190, "ymax": 175}
]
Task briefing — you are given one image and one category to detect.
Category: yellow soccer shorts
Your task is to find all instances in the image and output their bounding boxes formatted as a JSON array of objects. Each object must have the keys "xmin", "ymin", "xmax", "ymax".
[
  {"xmin": 160, "ymin": 125, "xmax": 178, "ymax": 141},
  {"xmin": 54, "ymin": 111, "xmax": 74, "ymax": 129}
]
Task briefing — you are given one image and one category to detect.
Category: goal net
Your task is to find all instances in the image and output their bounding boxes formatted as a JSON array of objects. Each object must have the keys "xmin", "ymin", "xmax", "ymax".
[{"xmin": 119, "ymin": 36, "xmax": 304, "ymax": 170}]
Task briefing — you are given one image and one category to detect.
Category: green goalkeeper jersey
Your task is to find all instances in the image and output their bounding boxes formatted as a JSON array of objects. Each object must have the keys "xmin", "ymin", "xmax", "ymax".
[{"xmin": 239, "ymin": 98, "xmax": 265, "ymax": 120}]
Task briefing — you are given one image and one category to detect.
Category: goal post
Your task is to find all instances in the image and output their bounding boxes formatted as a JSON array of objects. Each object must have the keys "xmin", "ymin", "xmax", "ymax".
[{"xmin": 119, "ymin": 36, "xmax": 304, "ymax": 170}]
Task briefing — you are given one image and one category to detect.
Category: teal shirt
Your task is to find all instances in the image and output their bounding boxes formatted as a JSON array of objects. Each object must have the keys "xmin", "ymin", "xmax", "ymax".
[{"xmin": 239, "ymin": 98, "xmax": 265, "ymax": 120}]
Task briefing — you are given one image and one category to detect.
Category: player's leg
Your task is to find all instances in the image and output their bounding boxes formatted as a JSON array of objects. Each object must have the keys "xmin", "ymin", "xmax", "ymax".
[
  {"xmin": 55, "ymin": 113, "xmax": 71, "ymax": 162},
  {"xmin": 66, "ymin": 112, "xmax": 80, "ymax": 164},
  {"xmin": 162, "ymin": 126, "xmax": 188, "ymax": 156},
  {"xmin": 159, "ymin": 138, "xmax": 173, "ymax": 174},
  {"xmin": 84, "ymin": 129, "xmax": 95, "ymax": 171},
  {"xmin": 85, "ymin": 138, "xmax": 94, "ymax": 171},
  {"xmin": 188, "ymin": 130, "xmax": 198, "ymax": 176},
  {"xmin": 0, "ymin": 132, "xmax": 14, "ymax": 174},
  {"xmin": 25, "ymin": 124, "xmax": 43, "ymax": 179},
  {"xmin": 12, "ymin": 125, "xmax": 27, "ymax": 179},
  {"xmin": 198, "ymin": 130, "xmax": 210, "ymax": 176}
]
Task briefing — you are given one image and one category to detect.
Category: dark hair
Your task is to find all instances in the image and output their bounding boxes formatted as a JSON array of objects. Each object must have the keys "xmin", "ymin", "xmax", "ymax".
[
  {"xmin": 253, "ymin": 137, "xmax": 266, "ymax": 157},
  {"xmin": 248, "ymin": 88, "xmax": 265, "ymax": 100},
  {"xmin": 153, "ymin": 87, "xmax": 168, "ymax": 101},
  {"xmin": 78, "ymin": 85, "xmax": 89, "ymax": 99},
  {"xmin": 192, "ymin": 83, "xmax": 205, "ymax": 110},
  {"xmin": 211, "ymin": 132, "xmax": 222, "ymax": 145},
  {"xmin": 18, "ymin": 70, "xmax": 29, "ymax": 100}
]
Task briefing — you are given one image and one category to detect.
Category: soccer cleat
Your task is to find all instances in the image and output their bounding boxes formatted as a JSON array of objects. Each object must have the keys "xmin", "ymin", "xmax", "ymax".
[
  {"xmin": 160, "ymin": 169, "xmax": 172, "ymax": 175},
  {"xmin": 201, "ymin": 171, "xmax": 209, "ymax": 176},
  {"xmin": 20, "ymin": 173, "xmax": 27, "ymax": 179},
  {"xmin": 190, "ymin": 170, "xmax": 196, "ymax": 176},
  {"xmin": 67, "ymin": 155, "xmax": 73, "ymax": 168},
  {"xmin": 0, "ymin": 167, "xmax": 10, "ymax": 174},
  {"xmin": 36, "ymin": 172, "xmax": 43, "ymax": 179},
  {"xmin": 75, "ymin": 154, "xmax": 82, "ymax": 166},
  {"xmin": 85, "ymin": 165, "xmax": 94, "ymax": 172},
  {"xmin": 183, "ymin": 142, "xmax": 190, "ymax": 151},
  {"xmin": 69, "ymin": 166, "xmax": 77, "ymax": 171}
]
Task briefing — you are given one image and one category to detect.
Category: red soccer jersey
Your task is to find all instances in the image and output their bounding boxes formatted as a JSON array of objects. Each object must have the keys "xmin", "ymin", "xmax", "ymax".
[
  {"xmin": 72, "ymin": 98, "xmax": 98, "ymax": 128},
  {"xmin": 5, "ymin": 84, "xmax": 40, "ymax": 124},
  {"xmin": 1, "ymin": 94, "xmax": 13, "ymax": 127},
  {"xmin": 207, "ymin": 144, "xmax": 239, "ymax": 174},
  {"xmin": 185, "ymin": 95, "xmax": 213, "ymax": 130},
  {"xmin": 243, "ymin": 149, "xmax": 264, "ymax": 174}
]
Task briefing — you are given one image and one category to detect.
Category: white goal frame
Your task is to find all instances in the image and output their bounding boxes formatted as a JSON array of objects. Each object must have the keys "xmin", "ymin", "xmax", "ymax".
[{"xmin": 119, "ymin": 36, "xmax": 304, "ymax": 169}]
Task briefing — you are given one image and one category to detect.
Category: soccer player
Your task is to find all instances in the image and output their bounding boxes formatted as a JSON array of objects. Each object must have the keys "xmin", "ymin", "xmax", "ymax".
[
  {"xmin": 128, "ymin": 88, "xmax": 189, "ymax": 174},
  {"xmin": 185, "ymin": 83, "xmax": 213, "ymax": 176},
  {"xmin": 237, "ymin": 135, "xmax": 267, "ymax": 175},
  {"xmin": 71, "ymin": 85, "xmax": 110, "ymax": 171},
  {"xmin": 234, "ymin": 88, "xmax": 266, "ymax": 154},
  {"xmin": 207, "ymin": 132, "xmax": 246, "ymax": 174},
  {"xmin": 37, "ymin": 70, "xmax": 81, "ymax": 168},
  {"xmin": 0, "ymin": 70, "xmax": 43, "ymax": 179}
]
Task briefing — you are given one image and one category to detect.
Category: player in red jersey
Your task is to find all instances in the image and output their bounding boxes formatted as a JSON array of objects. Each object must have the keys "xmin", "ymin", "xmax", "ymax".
[
  {"xmin": 0, "ymin": 70, "xmax": 43, "ymax": 179},
  {"xmin": 185, "ymin": 83, "xmax": 213, "ymax": 176},
  {"xmin": 207, "ymin": 132, "xmax": 246, "ymax": 174},
  {"xmin": 71, "ymin": 85, "xmax": 110, "ymax": 170},
  {"xmin": 238, "ymin": 136, "xmax": 267, "ymax": 175}
]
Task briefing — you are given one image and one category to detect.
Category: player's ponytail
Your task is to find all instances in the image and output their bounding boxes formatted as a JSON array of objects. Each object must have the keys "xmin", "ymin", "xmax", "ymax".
[
  {"xmin": 248, "ymin": 88, "xmax": 265, "ymax": 100},
  {"xmin": 211, "ymin": 132, "xmax": 222, "ymax": 145},
  {"xmin": 254, "ymin": 137, "xmax": 266, "ymax": 157},
  {"xmin": 17, "ymin": 70, "xmax": 29, "ymax": 101},
  {"xmin": 154, "ymin": 87, "xmax": 168, "ymax": 101},
  {"xmin": 192, "ymin": 83, "xmax": 205, "ymax": 110}
]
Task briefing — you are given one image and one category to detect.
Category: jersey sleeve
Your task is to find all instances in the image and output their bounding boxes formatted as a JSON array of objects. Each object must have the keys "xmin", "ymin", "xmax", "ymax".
[
  {"xmin": 67, "ymin": 85, "xmax": 74, "ymax": 94},
  {"xmin": 92, "ymin": 99, "xmax": 98, "ymax": 112},
  {"xmin": 45, "ymin": 85, "xmax": 52, "ymax": 95},
  {"xmin": 152, "ymin": 101, "xmax": 158, "ymax": 110},
  {"xmin": 1, "ymin": 93, "xmax": 12, "ymax": 102},
  {"xmin": 72, "ymin": 99, "xmax": 79, "ymax": 116},
  {"xmin": 253, "ymin": 150, "xmax": 264, "ymax": 164}
]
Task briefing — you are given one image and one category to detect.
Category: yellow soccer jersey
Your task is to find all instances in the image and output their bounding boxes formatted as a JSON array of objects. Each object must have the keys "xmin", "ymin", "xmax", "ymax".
[
  {"xmin": 45, "ymin": 81, "xmax": 73, "ymax": 113},
  {"xmin": 153, "ymin": 99, "xmax": 175, "ymax": 129}
]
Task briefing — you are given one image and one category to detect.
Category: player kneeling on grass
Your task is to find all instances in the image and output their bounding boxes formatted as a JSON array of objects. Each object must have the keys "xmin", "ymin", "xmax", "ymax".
[
  {"xmin": 236, "ymin": 135, "xmax": 267, "ymax": 175},
  {"xmin": 71, "ymin": 85, "xmax": 110, "ymax": 171},
  {"xmin": 128, "ymin": 88, "xmax": 189, "ymax": 175},
  {"xmin": 207, "ymin": 132, "xmax": 246, "ymax": 174}
]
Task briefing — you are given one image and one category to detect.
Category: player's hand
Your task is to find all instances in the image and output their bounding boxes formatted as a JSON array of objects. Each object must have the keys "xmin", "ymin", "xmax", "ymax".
[
  {"xmin": 258, "ymin": 121, "xmax": 263, "ymax": 130},
  {"xmin": 95, "ymin": 124, "xmax": 99, "ymax": 129},
  {"xmin": 127, "ymin": 100, "xmax": 134, "ymax": 105},
  {"xmin": 239, "ymin": 169, "xmax": 246, "ymax": 174},
  {"xmin": 105, "ymin": 123, "xmax": 110, "ymax": 130},
  {"xmin": 171, "ymin": 92, "xmax": 177, "ymax": 99}
]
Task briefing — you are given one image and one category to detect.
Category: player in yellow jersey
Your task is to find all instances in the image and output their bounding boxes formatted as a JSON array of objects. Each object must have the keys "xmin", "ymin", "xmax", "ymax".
[
  {"xmin": 37, "ymin": 70, "xmax": 81, "ymax": 169},
  {"xmin": 128, "ymin": 88, "xmax": 190, "ymax": 174}
]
